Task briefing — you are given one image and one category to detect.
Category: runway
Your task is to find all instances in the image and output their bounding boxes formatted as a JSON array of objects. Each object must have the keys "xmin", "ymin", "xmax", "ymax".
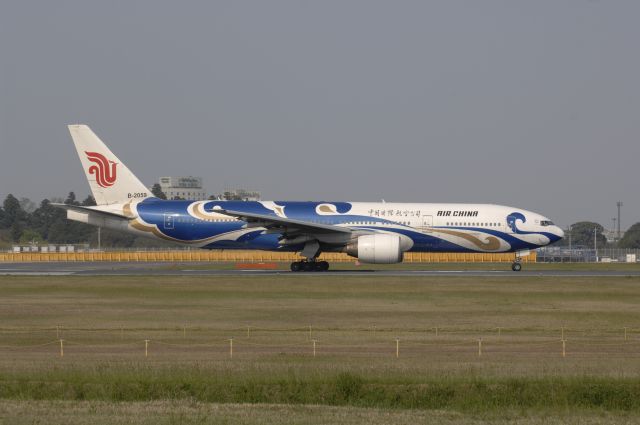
[{"xmin": 1, "ymin": 262, "xmax": 640, "ymax": 277}]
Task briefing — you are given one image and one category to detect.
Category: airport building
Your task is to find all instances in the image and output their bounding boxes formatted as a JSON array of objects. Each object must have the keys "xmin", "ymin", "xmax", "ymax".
[
  {"xmin": 221, "ymin": 189, "xmax": 261, "ymax": 201},
  {"xmin": 158, "ymin": 176, "xmax": 207, "ymax": 200}
]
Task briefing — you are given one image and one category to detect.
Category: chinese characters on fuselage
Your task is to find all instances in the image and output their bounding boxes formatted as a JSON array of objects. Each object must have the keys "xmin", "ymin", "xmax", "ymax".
[{"xmin": 368, "ymin": 209, "xmax": 422, "ymax": 217}]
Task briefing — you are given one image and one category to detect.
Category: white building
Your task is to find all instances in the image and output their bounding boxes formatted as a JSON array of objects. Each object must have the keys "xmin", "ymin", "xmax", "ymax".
[
  {"xmin": 222, "ymin": 189, "xmax": 261, "ymax": 201},
  {"xmin": 158, "ymin": 176, "xmax": 208, "ymax": 200}
]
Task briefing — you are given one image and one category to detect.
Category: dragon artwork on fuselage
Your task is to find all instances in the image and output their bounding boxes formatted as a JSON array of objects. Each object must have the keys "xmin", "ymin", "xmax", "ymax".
[{"xmin": 124, "ymin": 199, "xmax": 563, "ymax": 253}]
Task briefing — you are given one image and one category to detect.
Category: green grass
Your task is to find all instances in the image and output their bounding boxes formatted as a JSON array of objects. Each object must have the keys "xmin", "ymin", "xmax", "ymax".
[
  {"xmin": 2, "ymin": 365, "xmax": 640, "ymax": 411},
  {"xmin": 5, "ymin": 401, "xmax": 640, "ymax": 425},
  {"xmin": 2, "ymin": 274, "xmax": 640, "ymax": 423}
]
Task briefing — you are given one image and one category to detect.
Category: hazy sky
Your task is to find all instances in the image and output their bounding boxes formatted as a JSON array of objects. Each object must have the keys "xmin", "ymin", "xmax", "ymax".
[{"xmin": 1, "ymin": 1, "xmax": 639, "ymax": 228}]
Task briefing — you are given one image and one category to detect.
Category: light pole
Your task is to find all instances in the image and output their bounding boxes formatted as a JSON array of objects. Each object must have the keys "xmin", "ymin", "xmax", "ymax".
[
  {"xmin": 594, "ymin": 227, "xmax": 598, "ymax": 263},
  {"xmin": 617, "ymin": 201, "xmax": 623, "ymax": 239}
]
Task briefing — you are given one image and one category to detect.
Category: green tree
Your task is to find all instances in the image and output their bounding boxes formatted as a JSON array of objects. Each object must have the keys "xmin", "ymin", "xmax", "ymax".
[
  {"xmin": 618, "ymin": 223, "xmax": 640, "ymax": 249},
  {"xmin": 35, "ymin": 193, "xmax": 94, "ymax": 244},
  {"xmin": 2, "ymin": 194, "xmax": 25, "ymax": 228},
  {"xmin": 19, "ymin": 228, "xmax": 44, "ymax": 244},
  {"xmin": 81, "ymin": 195, "xmax": 96, "ymax": 206},
  {"xmin": 9, "ymin": 221, "xmax": 23, "ymax": 242},
  {"xmin": 47, "ymin": 219, "xmax": 75, "ymax": 244},
  {"xmin": 28, "ymin": 199, "xmax": 65, "ymax": 240},
  {"xmin": 64, "ymin": 192, "xmax": 79, "ymax": 206},
  {"xmin": 19, "ymin": 197, "xmax": 36, "ymax": 213},
  {"xmin": 151, "ymin": 184, "xmax": 167, "ymax": 200},
  {"xmin": 87, "ymin": 228, "xmax": 136, "ymax": 248},
  {"xmin": 567, "ymin": 221, "xmax": 607, "ymax": 249}
]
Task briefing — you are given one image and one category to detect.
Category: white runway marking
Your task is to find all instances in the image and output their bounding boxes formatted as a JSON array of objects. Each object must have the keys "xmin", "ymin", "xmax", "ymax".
[{"xmin": 408, "ymin": 270, "xmax": 508, "ymax": 273}]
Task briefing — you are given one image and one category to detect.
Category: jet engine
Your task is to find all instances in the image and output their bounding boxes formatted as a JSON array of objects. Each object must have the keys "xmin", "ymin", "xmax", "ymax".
[{"xmin": 344, "ymin": 233, "xmax": 409, "ymax": 264}]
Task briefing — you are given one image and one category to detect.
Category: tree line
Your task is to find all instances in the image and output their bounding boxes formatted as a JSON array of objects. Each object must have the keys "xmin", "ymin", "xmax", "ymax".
[
  {"xmin": 0, "ymin": 193, "xmax": 172, "ymax": 248},
  {"xmin": 1, "ymin": 193, "xmax": 639, "ymax": 249}
]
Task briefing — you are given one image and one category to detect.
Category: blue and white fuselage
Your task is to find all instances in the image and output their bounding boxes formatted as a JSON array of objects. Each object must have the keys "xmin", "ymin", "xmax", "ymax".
[
  {"xmin": 58, "ymin": 125, "xmax": 564, "ymax": 270},
  {"xmin": 125, "ymin": 199, "xmax": 563, "ymax": 254}
]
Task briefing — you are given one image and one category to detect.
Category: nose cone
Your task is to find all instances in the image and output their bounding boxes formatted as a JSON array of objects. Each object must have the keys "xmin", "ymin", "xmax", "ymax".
[{"xmin": 555, "ymin": 226, "xmax": 565, "ymax": 241}]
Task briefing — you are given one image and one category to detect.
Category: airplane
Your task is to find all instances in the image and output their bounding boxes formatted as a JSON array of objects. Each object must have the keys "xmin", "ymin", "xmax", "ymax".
[{"xmin": 55, "ymin": 125, "xmax": 564, "ymax": 272}]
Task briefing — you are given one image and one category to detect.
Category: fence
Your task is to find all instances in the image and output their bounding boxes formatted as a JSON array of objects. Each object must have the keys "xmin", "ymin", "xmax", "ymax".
[
  {"xmin": 537, "ymin": 247, "xmax": 640, "ymax": 263},
  {"xmin": 1, "ymin": 325, "xmax": 637, "ymax": 360},
  {"xmin": 6, "ymin": 247, "xmax": 640, "ymax": 264},
  {"xmin": 0, "ymin": 249, "xmax": 533, "ymax": 263}
]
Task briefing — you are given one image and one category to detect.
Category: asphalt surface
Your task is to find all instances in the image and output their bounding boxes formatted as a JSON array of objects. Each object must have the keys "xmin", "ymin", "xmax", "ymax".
[{"xmin": 1, "ymin": 262, "xmax": 640, "ymax": 277}]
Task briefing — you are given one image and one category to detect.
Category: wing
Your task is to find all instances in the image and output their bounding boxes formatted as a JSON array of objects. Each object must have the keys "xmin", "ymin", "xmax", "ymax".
[{"xmin": 215, "ymin": 209, "xmax": 352, "ymax": 235}]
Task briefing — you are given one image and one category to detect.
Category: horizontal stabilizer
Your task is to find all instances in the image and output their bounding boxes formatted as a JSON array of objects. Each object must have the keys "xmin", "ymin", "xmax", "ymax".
[{"xmin": 52, "ymin": 203, "xmax": 131, "ymax": 220}]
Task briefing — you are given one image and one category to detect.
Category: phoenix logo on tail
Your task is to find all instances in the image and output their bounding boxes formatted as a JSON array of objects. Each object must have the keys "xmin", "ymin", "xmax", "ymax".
[{"xmin": 85, "ymin": 151, "xmax": 118, "ymax": 188}]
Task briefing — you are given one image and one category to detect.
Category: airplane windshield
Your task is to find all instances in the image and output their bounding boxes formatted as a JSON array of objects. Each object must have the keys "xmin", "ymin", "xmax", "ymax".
[{"xmin": 540, "ymin": 220, "xmax": 554, "ymax": 226}]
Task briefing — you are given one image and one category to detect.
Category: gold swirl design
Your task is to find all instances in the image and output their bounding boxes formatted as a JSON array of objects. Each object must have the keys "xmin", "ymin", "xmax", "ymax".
[
  {"xmin": 130, "ymin": 218, "xmax": 256, "ymax": 245},
  {"xmin": 188, "ymin": 201, "xmax": 286, "ymax": 220},
  {"xmin": 122, "ymin": 201, "xmax": 134, "ymax": 218},
  {"xmin": 272, "ymin": 205, "xmax": 285, "ymax": 217},
  {"xmin": 318, "ymin": 205, "xmax": 336, "ymax": 214},
  {"xmin": 130, "ymin": 219, "xmax": 184, "ymax": 242},
  {"xmin": 433, "ymin": 228, "xmax": 502, "ymax": 251},
  {"xmin": 190, "ymin": 202, "xmax": 217, "ymax": 221},
  {"xmin": 130, "ymin": 201, "xmax": 256, "ymax": 245}
]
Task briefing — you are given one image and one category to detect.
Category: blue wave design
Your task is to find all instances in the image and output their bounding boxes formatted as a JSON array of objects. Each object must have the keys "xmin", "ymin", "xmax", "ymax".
[
  {"xmin": 135, "ymin": 199, "xmax": 558, "ymax": 251},
  {"xmin": 507, "ymin": 212, "xmax": 530, "ymax": 234}
]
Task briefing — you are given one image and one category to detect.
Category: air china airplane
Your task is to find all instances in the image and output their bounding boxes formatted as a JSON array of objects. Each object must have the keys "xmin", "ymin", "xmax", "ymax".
[{"xmin": 56, "ymin": 125, "xmax": 564, "ymax": 272}]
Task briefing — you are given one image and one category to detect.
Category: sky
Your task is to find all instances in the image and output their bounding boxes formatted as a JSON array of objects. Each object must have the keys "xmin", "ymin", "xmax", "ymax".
[{"xmin": 1, "ymin": 1, "xmax": 639, "ymax": 229}]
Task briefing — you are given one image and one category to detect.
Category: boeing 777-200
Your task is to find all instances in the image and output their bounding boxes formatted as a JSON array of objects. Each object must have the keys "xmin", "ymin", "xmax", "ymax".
[{"xmin": 56, "ymin": 125, "xmax": 564, "ymax": 272}]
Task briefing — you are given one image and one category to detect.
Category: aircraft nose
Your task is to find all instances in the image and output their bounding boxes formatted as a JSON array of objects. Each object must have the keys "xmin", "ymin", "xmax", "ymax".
[{"xmin": 556, "ymin": 227, "xmax": 565, "ymax": 239}]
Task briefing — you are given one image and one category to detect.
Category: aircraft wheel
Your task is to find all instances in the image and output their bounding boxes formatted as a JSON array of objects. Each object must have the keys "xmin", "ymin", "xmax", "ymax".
[
  {"xmin": 290, "ymin": 262, "xmax": 301, "ymax": 272},
  {"xmin": 302, "ymin": 262, "xmax": 314, "ymax": 272},
  {"xmin": 511, "ymin": 262, "xmax": 522, "ymax": 272},
  {"xmin": 319, "ymin": 261, "xmax": 330, "ymax": 271}
]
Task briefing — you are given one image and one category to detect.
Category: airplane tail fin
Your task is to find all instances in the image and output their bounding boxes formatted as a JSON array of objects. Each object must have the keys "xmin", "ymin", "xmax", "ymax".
[{"xmin": 68, "ymin": 125, "xmax": 150, "ymax": 206}]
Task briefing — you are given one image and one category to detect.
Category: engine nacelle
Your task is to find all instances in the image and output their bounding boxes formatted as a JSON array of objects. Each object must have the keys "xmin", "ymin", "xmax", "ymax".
[{"xmin": 344, "ymin": 234, "xmax": 406, "ymax": 264}]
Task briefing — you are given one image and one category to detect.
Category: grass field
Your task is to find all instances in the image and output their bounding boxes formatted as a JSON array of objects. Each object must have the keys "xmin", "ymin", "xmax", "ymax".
[{"xmin": 1, "ymin": 273, "xmax": 640, "ymax": 424}]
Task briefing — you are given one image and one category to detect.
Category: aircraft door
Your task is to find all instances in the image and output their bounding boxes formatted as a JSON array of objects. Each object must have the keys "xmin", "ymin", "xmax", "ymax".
[
  {"xmin": 422, "ymin": 215, "xmax": 433, "ymax": 232},
  {"xmin": 163, "ymin": 214, "xmax": 175, "ymax": 230}
]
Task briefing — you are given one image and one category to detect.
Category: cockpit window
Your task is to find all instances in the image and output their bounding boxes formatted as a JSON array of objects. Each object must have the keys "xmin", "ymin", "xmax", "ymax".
[{"xmin": 540, "ymin": 220, "xmax": 554, "ymax": 226}]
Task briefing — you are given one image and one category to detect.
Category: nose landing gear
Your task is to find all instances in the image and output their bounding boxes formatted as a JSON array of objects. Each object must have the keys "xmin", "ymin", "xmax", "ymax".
[
  {"xmin": 511, "ymin": 257, "xmax": 522, "ymax": 272},
  {"xmin": 290, "ymin": 260, "xmax": 329, "ymax": 272}
]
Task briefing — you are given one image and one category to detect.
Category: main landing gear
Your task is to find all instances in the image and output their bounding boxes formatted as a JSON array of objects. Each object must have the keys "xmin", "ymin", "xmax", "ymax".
[
  {"xmin": 511, "ymin": 257, "xmax": 522, "ymax": 272},
  {"xmin": 290, "ymin": 260, "xmax": 330, "ymax": 272}
]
